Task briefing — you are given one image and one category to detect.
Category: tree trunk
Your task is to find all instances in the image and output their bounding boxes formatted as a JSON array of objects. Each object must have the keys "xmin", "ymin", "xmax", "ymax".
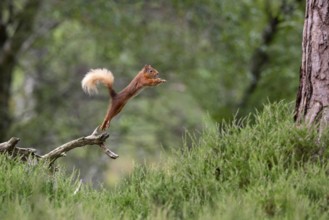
[
  {"xmin": 0, "ymin": 61, "xmax": 14, "ymax": 141},
  {"xmin": 295, "ymin": 0, "xmax": 329, "ymax": 130},
  {"xmin": 0, "ymin": 0, "xmax": 41, "ymax": 141}
]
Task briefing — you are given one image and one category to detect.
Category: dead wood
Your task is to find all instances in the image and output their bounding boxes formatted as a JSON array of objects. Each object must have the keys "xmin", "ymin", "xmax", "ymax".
[{"xmin": 0, "ymin": 128, "xmax": 118, "ymax": 167}]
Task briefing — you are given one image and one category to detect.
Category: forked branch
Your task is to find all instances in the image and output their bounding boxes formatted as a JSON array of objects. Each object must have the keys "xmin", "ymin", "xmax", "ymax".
[
  {"xmin": 0, "ymin": 128, "xmax": 118, "ymax": 167},
  {"xmin": 0, "ymin": 137, "xmax": 40, "ymax": 161}
]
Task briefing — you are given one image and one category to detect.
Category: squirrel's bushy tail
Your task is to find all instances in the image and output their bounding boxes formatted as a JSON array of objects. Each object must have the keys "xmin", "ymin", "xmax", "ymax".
[{"xmin": 81, "ymin": 68, "xmax": 114, "ymax": 95}]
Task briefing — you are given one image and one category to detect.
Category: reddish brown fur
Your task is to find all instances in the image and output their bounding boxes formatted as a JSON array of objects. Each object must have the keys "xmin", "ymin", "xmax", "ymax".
[{"xmin": 99, "ymin": 65, "xmax": 165, "ymax": 130}]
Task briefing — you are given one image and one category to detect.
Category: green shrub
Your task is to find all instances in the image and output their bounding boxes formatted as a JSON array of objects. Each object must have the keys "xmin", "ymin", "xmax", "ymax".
[{"xmin": 1, "ymin": 102, "xmax": 329, "ymax": 219}]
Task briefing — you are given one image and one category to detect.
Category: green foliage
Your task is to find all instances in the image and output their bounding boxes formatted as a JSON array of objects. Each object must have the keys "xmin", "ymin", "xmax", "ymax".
[{"xmin": 2, "ymin": 102, "xmax": 329, "ymax": 219}]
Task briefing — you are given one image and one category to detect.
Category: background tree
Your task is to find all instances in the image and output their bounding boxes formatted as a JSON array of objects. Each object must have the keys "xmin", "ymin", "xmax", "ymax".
[
  {"xmin": 295, "ymin": 0, "xmax": 329, "ymax": 133},
  {"xmin": 0, "ymin": 0, "xmax": 41, "ymax": 141}
]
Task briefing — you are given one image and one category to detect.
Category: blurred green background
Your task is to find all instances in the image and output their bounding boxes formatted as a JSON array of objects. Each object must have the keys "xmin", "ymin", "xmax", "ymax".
[{"xmin": 1, "ymin": 0, "xmax": 304, "ymax": 186}]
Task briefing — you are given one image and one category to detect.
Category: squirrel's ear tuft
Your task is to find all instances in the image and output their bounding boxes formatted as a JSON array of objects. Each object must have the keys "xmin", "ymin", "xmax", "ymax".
[{"xmin": 144, "ymin": 64, "xmax": 150, "ymax": 71}]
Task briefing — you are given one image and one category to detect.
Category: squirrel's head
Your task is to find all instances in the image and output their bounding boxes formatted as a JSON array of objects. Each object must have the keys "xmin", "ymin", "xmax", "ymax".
[
  {"xmin": 139, "ymin": 64, "xmax": 166, "ymax": 86},
  {"xmin": 142, "ymin": 64, "xmax": 159, "ymax": 79}
]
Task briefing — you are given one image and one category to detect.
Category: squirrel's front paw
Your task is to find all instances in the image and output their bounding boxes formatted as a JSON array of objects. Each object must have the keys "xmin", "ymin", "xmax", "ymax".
[{"xmin": 149, "ymin": 78, "xmax": 166, "ymax": 86}]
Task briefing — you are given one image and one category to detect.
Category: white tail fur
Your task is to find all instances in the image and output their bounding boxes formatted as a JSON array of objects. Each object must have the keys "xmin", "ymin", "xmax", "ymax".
[{"xmin": 81, "ymin": 68, "xmax": 114, "ymax": 95}]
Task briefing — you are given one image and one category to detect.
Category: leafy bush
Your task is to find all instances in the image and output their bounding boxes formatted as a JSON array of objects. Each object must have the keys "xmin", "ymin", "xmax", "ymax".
[{"xmin": 1, "ymin": 102, "xmax": 329, "ymax": 219}]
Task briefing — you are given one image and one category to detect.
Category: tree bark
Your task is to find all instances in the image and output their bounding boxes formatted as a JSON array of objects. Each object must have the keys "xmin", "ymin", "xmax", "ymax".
[{"xmin": 295, "ymin": 0, "xmax": 329, "ymax": 131}]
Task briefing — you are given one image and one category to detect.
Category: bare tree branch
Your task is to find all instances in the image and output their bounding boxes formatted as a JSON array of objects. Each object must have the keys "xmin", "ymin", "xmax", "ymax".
[
  {"xmin": 0, "ymin": 137, "xmax": 40, "ymax": 161},
  {"xmin": 0, "ymin": 128, "xmax": 119, "ymax": 167},
  {"xmin": 41, "ymin": 131, "xmax": 118, "ymax": 165},
  {"xmin": 0, "ymin": 137, "xmax": 20, "ymax": 151}
]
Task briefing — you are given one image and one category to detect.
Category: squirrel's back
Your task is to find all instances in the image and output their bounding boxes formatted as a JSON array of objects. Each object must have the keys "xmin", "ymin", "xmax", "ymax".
[{"xmin": 81, "ymin": 68, "xmax": 114, "ymax": 95}]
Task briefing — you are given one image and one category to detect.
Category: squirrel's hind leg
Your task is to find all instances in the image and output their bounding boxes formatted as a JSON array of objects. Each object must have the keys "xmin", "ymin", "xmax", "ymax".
[{"xmin": 91, "ymin": 125, "xmax": 106, "ymax": 136}]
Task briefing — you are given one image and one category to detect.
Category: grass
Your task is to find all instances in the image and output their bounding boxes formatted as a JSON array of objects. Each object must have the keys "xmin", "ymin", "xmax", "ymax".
[{"xmin": 1, "ymin": 102, "xmax": 329, "ymax": 219}]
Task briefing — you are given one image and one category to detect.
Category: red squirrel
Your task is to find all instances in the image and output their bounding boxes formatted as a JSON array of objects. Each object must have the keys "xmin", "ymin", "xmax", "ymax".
[{"xmin": 81, "ymin": 64, "xmax": 166, "ymax": 131}]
